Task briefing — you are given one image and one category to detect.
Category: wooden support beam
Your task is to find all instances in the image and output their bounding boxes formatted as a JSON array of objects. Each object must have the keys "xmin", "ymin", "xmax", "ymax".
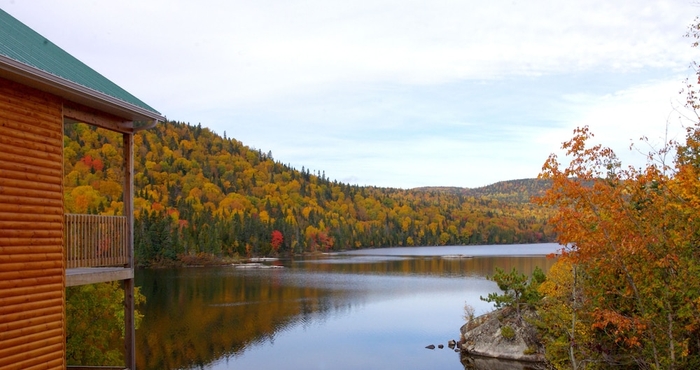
[
  {"xmin": 63, "ymin": 103, "xmax": 134, "ymax": 134},
  {"xmin": 123, "ymin": 132, "xmax": 136, "ymax": 370},
  {"xmin": 123, "ymin": 278, "xmax": 135, "ymax": 370},
  {"xmin": 65, "ymin": 268, "xmax": 134, "ymax": 287}
]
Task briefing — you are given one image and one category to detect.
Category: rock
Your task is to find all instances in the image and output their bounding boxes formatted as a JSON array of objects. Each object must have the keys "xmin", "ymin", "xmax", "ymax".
[
  {"xmin": 459, "ymin": 306, "xmax": 544, "ymax": 363},
  {"xmin": 448, "ymin": 339, "xmax": 456, "ymax": 349},
  {"xmin": 425, "ymin": 344, "xmax": 435, "ymax": 350},
  {"xmin": 438, "ymin": 344, "xmax": 444, "ymax": 349}
]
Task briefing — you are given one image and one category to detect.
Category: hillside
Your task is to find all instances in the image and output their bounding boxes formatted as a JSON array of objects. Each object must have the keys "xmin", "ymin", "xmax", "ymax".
[
  {"xmin": 63, "ymin": 120, "xmax": 555, "ymax": 266},
  {"xmin": 415, "ymin": 178, "xmax": 552, "ymax": 204}
]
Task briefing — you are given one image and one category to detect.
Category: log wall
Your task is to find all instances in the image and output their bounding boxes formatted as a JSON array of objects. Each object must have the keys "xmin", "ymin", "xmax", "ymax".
[{"xmin": 0, "ymin": 77, "xmax": 65, "ymax": 369}]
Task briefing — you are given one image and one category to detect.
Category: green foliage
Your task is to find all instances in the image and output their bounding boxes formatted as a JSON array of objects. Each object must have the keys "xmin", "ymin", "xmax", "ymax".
[
  {"xmin": 535, "ymin": 260, "xmax": 591, "ymax": 369},
  {"xmin": 526, "ymin": 265, "xmax": 546, "ymax": 303},
  {"xmin": 481, "ymin": 266, "xmax": 545, "ymax": 318},
  {"xmin": 500, "ymin": 325, "xmax": 516, "ymax": 340},
  {"xmin": 523, "ymin": 346, "xmax": 538, "ymax": 355},
  {"xmin": 66, "ymin": 282, "xmax": 146, "ymax": 366}
]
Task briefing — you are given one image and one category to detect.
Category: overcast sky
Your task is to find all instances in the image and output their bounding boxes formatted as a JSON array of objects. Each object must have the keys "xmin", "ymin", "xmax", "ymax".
[{"xmin": 3, "ymin": 1, "xmax": 699, "ymax": 188}]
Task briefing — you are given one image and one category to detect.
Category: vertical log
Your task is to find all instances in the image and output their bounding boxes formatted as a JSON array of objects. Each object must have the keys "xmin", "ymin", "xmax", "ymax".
[
  {"xmin": 85, "ymin": 215, "xmax": 88, "ymax": 265},
  {"xmin": 69, "ymin": 215, "xmax": 74, "ymax": 268},
  {"xmin": 106, "ymin": 216, "xmax": 110, "ymax": 265},
  {"xmin": 65, "ymin": 215, "xmax": 69, "ymax": 268},
  {"xmin": 81, "ymin": 214, "xmax": 85, "ymax": 266},
  {"xmin": 109, "ymin": 215, "xmax": 114, "ymax": 265},
  {"xmin": 77, "ymin": 215, "xmax": 80, "ymax": 266},
  {"xmin": 91, "ymin": 215, "xmax": 94, "ymax": 265},
  {"xmin": 123, "ymin": 132, "xmax": 136, "ymax": 370},
  {"xmin": 75, "ymin": 215, "xmax": 77, "ymax": 267}
]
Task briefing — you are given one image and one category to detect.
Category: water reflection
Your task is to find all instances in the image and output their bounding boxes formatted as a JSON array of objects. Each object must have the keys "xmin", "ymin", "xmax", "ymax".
[
  {"xmin": 135, "ymin": 244, "xmax": 558, "ymax": 370},
  {"xmin": 461, "ymin": 354, "xmax": 546, "ymax": 370},
  {"xmin": 299, "ymin": 254, "xmax": 554, "ymax": 278},
  {"xmin": 136, "ymin": 268, "xmax": 357, "ymax": 369}
]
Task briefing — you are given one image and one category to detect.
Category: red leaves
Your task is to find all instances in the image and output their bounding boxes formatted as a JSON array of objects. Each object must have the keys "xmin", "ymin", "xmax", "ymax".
[
  {"xmin": 270, "ymin": 230, "xmax": 283, "ymax": 251},
  {"xmin": 80, "ymin": 155, "xmax": 104, "ymax": 172},
  {"xmin": 306, "ymin": 228, "xmax": 334, "ymax": 251}
]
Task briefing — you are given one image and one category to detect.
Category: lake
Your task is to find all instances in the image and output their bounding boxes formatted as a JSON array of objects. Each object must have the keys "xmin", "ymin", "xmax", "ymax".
[{"xmin": 135, "ymin": 243, "xmax": 560, "ymax": 370}]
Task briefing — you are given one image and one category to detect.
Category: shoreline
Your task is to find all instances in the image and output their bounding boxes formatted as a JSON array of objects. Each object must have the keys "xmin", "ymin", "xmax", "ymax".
[{"xmin": 138, "ymin": 242, "xmax": 560, "ymax": 268}]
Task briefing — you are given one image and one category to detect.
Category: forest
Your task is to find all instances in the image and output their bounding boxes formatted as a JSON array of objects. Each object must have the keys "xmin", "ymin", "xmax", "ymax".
[
  {"xmin": 62, "ymin": 120, "xmax": 554, "ymax": 266},
  {"xmin": 64, "ymin": 17, "xmax": 700, "ymax": 370}
]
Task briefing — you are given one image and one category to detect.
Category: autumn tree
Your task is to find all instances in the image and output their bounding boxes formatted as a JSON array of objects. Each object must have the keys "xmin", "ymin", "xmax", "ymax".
[
  {"xmin": 271, "ymin": 230, "xmax": 283, "ymax": 253},
  {"xmin": 535, "ymin": 20, "xmax": 700, "ymax": 369},
  {"xmin": 536, "ymin": 258, "xmax": 593, "ymax": 370},
  {"xmin": 538, "ymin": 128, "xmax": 700, "ymax": 367}
]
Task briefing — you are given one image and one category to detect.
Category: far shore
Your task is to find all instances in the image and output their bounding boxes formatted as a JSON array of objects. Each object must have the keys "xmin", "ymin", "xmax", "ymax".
[{"xmin": 138, "ymin": 243, "xmax": 560, "ymax": 268}]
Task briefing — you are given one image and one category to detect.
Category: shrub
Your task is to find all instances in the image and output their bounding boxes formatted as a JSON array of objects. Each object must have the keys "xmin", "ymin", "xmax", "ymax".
[
  {"xmin": 481, "ymin": 266, "xmax": 546, "ymax": 320},
  {"xmin": 523, "ymin": 346, "xmax": 537, "ymax": 355},
  {"xmin": 463, "ymin": 303, "xmax": 475, "ymax": 322},
  {"xmin": 500, "ymin": 325, "xmax": 516, "ymax": 341}
]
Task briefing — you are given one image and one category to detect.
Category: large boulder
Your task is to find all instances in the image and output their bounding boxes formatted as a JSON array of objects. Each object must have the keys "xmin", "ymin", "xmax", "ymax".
[{"xmin": 459, "ymin": 306, "xmax": 544, "ymax": 364}]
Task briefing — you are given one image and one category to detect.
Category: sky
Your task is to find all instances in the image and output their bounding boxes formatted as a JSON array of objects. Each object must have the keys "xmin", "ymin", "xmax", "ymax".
[{"xmin": 2, "ymin": 1, "xmax": 699, "ymax": 189}]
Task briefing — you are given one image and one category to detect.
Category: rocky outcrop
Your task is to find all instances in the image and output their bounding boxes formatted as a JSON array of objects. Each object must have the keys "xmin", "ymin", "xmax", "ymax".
[{"xmin": 459, "ymin": 306, "xmax": 544, "ymax": 365}]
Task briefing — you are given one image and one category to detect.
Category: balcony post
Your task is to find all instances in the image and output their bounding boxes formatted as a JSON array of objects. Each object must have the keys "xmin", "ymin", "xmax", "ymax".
[{"xmin": 123, "ymin": 132, "xmax": 135, "ymax": 370}]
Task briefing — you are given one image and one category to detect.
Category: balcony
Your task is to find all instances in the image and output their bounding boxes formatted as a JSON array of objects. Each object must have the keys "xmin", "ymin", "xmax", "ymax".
[{"xmin": 65, "ymin": 214, "xmax": 133, "ymax": 287}]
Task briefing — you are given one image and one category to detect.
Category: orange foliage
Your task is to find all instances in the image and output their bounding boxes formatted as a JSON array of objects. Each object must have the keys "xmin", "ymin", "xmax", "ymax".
[{"xmin": 538, "ymin": 124, "xmax": 700, "ymax": 367}]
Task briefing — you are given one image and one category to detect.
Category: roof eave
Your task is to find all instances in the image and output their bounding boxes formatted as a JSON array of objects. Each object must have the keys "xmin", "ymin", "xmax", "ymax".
[{"xmin": 0, "ymin": 54, "xmax": 164, "ymax": 125}]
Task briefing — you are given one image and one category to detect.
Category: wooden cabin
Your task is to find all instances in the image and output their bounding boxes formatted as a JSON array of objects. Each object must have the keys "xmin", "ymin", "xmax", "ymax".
[{"xmin": 0, "ymin": 9, "xmax": 163, "ymax": 370}]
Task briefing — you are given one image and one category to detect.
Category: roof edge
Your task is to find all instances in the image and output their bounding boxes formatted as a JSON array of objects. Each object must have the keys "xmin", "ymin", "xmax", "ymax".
[{"xmin": 0, "ymin": 54, "xmax": 164, "ymax": 122}]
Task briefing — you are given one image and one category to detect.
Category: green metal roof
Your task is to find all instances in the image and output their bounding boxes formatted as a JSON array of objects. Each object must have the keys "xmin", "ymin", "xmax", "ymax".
[{"xmin": 0, "ymin": 8, "xmax": 161, "ymax": 117}]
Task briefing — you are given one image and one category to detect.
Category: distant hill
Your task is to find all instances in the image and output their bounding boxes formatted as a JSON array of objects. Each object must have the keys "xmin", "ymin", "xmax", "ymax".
[
  {"xmin": 414, "ymin": 179, "xmax": 552, "ymax": 204},
  {"xmin": 63, "ymin": 120, "xmax": 556, "ymax": 265}
]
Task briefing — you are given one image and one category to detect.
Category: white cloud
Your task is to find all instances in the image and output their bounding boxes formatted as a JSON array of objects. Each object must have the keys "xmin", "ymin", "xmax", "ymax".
[
  {"xmin": 548, "ymin": 78, "xmax": 691, "ymax": 168},
  {"xmin": 2, "ymin": 0, "xmax": 698, "ymax": 188}
]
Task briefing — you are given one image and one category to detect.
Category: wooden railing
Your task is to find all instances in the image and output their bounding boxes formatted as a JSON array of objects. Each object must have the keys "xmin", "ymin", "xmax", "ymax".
[{"xmin": 65, "ymin": 214, "xmax": 128, "ymax": 268}]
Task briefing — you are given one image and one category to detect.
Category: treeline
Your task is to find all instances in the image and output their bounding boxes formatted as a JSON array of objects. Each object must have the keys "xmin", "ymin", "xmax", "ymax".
[
  {"xmin": 63, "ymin": 120, "xmax": 554, "ymax": 266},
  {"xmin": 415, "ymin": 179, "xmax": 553, "ymax": 204}
]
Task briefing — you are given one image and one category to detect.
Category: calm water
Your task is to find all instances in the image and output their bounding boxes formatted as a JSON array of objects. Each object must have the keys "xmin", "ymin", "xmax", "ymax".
[{"xmin": 135, "ymin": 243, "xmax": 559, "ymax": 370}]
